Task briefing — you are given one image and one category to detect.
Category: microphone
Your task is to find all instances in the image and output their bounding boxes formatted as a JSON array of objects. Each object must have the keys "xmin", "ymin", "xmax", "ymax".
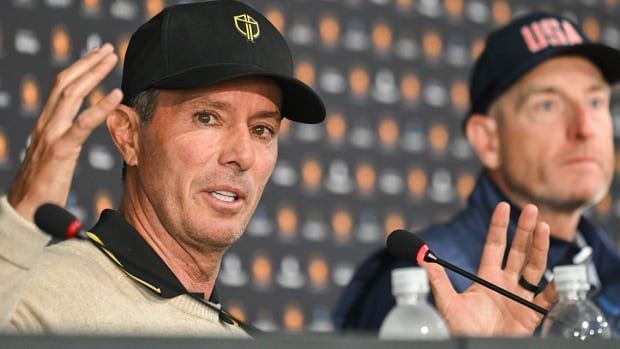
[
  {"xmin": 387, "ymin": 229, "xmax": 548, "ymax": 316},
  {"xmin": 34, "ymin": 203, "xmax": 86, "ymax": 240}
]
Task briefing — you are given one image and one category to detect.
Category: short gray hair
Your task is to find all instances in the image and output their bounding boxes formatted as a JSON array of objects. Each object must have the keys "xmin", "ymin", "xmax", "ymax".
[
  {"xmin": 122, "ymin": 89, "xmax": 159, "ymax": 180},
  {"xmin": 127, "ymin": 89, "xmax": 159, "ymax": 123}
]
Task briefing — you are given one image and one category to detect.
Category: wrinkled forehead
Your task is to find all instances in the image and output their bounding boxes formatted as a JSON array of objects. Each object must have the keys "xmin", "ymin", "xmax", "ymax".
[
  {"xmin": 497, "ymin": 56, "xmax": 609, "ymax": 106},
  {"xmin": 155, "ymin": 76, "xmax": 284, "ymax": 110}
]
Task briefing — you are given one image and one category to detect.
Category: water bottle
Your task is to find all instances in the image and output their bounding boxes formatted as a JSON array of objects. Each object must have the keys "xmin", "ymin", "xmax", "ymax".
[
  {"xmin": 542, "ymin": 264, "xmax": 611, "ymax": 340},
  {"xmin": 379, "ymin": 267, "xmax": 449, "ymax": 340}
]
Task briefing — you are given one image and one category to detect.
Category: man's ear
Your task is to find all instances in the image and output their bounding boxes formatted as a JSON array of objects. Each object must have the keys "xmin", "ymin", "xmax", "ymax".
[
  {"xmin": 107, "ymin": 105, "xmax": 141, "ymax": 167},
  {"xmin": 465, "ymin": 114, "xmax": 500, "ymax": 169}
]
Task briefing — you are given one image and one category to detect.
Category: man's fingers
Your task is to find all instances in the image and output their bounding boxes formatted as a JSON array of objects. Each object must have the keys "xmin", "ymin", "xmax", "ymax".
[
  {"xmin": 7, "ymin": 88, "xmax": 121, "ymax": 222},
  {"xmin": 421, "ymin": 260, "xmax": 458, "ymax": 315},
  {"xmin": 8, "ymin": 44, "xmax": 118, "ymax": 223},
  {"xmin": 478, "ymin": 202, "xmax": 510, "ymax": 274},
  {"xmin": 43, "ymin": 53, "xmax": 119, "ymax": 139},
  {"xmin": 504, "ymin": 204, "xmax": 538, "ymax": 277},
  {"xmin": 534, "ymin": 280, "xmax": 556, "ymax": 311},
  {"xmin": 518, "ymin": 221, "xmax": 550, "ymax": 293},
  {"xmin": 61, "ymin": 89, "xmax": 123, "ymax": 148},
  {"xmin": 36, "ymin": 43, "xmax": 115, "ymax": 132},
  {"xmin": 44, "ymin": 53, "xmax": 118, "ymax": 139}
]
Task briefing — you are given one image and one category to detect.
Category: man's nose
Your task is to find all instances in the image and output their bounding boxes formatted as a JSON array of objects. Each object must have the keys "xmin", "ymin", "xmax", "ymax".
[
  {"xmin": 567, "ymin": 101, "xmax": 596, "ymax": 141},
  {"xmin": 218, "ymin": 125, "xmax": 255, "ymax": 172}
]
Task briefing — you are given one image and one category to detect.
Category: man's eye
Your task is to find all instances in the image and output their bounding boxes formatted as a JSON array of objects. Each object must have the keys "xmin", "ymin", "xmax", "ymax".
[
  {"xmin": 589, "ymin": 97, "xmax": 605, "ymax": 109},
  {"xmin": 195, "ymin": 111, "xmax": 216, "ymax": 124},
  {"xmin": 253, "ymin": 125, "xmax": 275, "ymax": 138},
  {"xmin": 538, "ymin": 100, "xmax": 555, "ymax": 111}
]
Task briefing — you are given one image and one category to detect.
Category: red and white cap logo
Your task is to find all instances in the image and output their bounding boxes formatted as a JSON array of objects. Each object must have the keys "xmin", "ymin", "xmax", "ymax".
[{"xmin": 521, "ymin": 18, "xmax": 583, "ymax": 53}]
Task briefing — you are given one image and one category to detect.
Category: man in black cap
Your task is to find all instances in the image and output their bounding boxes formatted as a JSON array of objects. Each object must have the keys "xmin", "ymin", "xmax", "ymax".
[
  {"xmin": 0, "ymin": 2, "xmax": 554, "ymax": 336},
  {"xmin": 0, "ymin": 0, "xmax": 323, "ymax": 335},
  {"xmin": 335, "ymin": 12, "xmax": 620, "ymax": 336}
]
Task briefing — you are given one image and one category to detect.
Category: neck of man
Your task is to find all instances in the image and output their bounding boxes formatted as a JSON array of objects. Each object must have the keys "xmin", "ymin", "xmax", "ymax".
[
  {"xmin": 528, "ymin": 206, "xmax": 581, "ymax": 242},
  {"xmin": 118, "ymin": 176, "xmax": 224, "ymax": 301},
  {"xmin": 488, "ymin": 171, "xmax": 583, "ymax": 242}
]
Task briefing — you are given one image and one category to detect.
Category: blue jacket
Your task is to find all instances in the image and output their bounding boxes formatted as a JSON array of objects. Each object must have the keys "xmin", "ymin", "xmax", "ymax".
[{"xmin": 333, "ymin": 172, "xmax": 620, "ymax": 335}]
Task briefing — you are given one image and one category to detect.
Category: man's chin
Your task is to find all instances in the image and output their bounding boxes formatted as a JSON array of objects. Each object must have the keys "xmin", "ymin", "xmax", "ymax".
[
  {"xmin": 197, "ymin": 232, "xmax": 244, "ymax": 250},
  {"xmin": 560, "ymin": 181, "xmax": 609, "ymax": 200},
  {"xmin": 540, "ymin": 189, "xmax": 606, "ymax": 212},
  {"xmin": 186, "ymin": 220, "xmax": 246, "ymax": 248}
]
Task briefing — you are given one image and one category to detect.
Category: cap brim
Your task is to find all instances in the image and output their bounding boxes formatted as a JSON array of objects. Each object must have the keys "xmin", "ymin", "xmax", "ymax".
[
  {"xmin": 145, "ymin": 64, "xmax": 326, "ymax": 124},
  {"xmin": 465, "ymin": 42, "xmax": 620, "ymax": 124},
  {"xmin": 558, "ymin": 43, "xmax": 620, "ymax": 84}
]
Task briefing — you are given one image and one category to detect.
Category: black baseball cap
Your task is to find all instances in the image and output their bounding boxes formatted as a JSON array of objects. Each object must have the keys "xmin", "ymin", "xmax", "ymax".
[
  {"xmin": 121, "ymin": 0, "xmax": 325, "ymax": 124},
  {"xmin": 466, "ymin": 12, "xmax": 620, "ymax": 123}
]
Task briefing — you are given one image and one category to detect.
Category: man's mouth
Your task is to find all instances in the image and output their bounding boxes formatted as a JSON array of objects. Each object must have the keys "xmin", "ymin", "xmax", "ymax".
[{"xmin": 210, "ymin": 190, "xmax": 238, "ymax": 203}]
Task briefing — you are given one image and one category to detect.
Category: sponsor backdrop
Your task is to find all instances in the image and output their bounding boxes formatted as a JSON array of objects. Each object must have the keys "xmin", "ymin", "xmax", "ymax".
[{"xmin": 1, "ymin": 0, "xmax": 619, "ymax": 333}]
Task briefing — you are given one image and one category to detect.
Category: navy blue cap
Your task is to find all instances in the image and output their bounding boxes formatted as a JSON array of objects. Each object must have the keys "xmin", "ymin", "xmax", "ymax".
[{"xmin": 466, "ymin": 13, "xmax": 620, "ymax": 123}]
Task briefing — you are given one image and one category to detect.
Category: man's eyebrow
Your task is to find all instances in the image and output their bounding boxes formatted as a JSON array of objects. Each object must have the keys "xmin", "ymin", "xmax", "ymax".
[
  {"xmin": 186, "ymin": 99, "xmax": 231, "ymax": 110},
  {"xmin": 515, "ymin": 80, "xmax": 611, "ymax": 107},
  {"xmin": 513, "ymin": 81, "xmax": 612, "ymax": 112},
  {"xmin": 586, "ymin": 81, "xmax": 610, "ymax": 93},
  {"xmin": 186, "ymin": 98, "xmax": 282, "ymax": 119},
  {"xmin": 515, "ymin": 85, "xmax": 559, "ymax": 105},
  {"xmin": 248, "ymin": 112, "xmax": 283, "ymax": 130},
  {"xmin": 254, "ymin": 111, "xmax": 282, "ymax": 120}
]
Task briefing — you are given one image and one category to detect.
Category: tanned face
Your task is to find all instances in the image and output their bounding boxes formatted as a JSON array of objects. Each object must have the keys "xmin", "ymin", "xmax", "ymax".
[{"xmin": 132, "ymin": 77, "xmax": 282, "ymax": 251}]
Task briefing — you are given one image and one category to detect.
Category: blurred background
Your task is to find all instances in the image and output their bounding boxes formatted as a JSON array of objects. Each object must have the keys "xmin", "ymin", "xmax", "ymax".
[{"xmin": 0, "ymin": 0, "xmax": 619, "ymax": 334}]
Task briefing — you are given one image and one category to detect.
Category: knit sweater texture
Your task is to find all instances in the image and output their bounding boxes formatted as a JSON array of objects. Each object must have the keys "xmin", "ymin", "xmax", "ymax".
[{"xmin": 0, "ymin": 197, "xmax": 249, "ymax": 337}]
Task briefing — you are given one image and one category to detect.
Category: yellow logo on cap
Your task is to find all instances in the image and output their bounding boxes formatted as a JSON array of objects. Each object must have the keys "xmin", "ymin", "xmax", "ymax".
[{"xmin": 234, "ymin": 14, "xmax": 260, "ymax": 42}]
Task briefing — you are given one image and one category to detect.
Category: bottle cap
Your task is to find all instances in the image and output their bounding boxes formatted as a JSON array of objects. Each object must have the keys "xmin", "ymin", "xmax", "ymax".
[
  {"xmin": 552, "ymin": 264, "xmax": 590, "ymax": 292},
  {"xmin": 391, "ymin": 267, "xmax": 429, "ymax": 296}
]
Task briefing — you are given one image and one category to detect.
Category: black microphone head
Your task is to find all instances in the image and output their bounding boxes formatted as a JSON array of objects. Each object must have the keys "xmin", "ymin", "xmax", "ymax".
[
  {"xmin": 34, "ymin": 203, "xmax": 81, "ymax": 239},
  {"xmin": 386, "ymin": 229, "xmax": 430, "ymax": 264}
]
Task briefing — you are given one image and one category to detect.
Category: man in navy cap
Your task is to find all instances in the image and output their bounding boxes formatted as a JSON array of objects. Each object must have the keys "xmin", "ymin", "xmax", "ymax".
[
  {"xmin": 335, "ymin": 12, "xmax": 620, "ymax": 336},
  {"xmin": 1, "ymin": 2, "xmax": 554, "ymax": 336}
]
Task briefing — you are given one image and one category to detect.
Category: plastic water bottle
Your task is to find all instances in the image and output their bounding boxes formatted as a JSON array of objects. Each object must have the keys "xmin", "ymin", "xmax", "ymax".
[
  {"xmin": 542, "ymin": 264, "xmax": 611, "ymax": 340},
  {"xmin": 379, "ymin": 267, "xmax": 449, "ymax": 340}
]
